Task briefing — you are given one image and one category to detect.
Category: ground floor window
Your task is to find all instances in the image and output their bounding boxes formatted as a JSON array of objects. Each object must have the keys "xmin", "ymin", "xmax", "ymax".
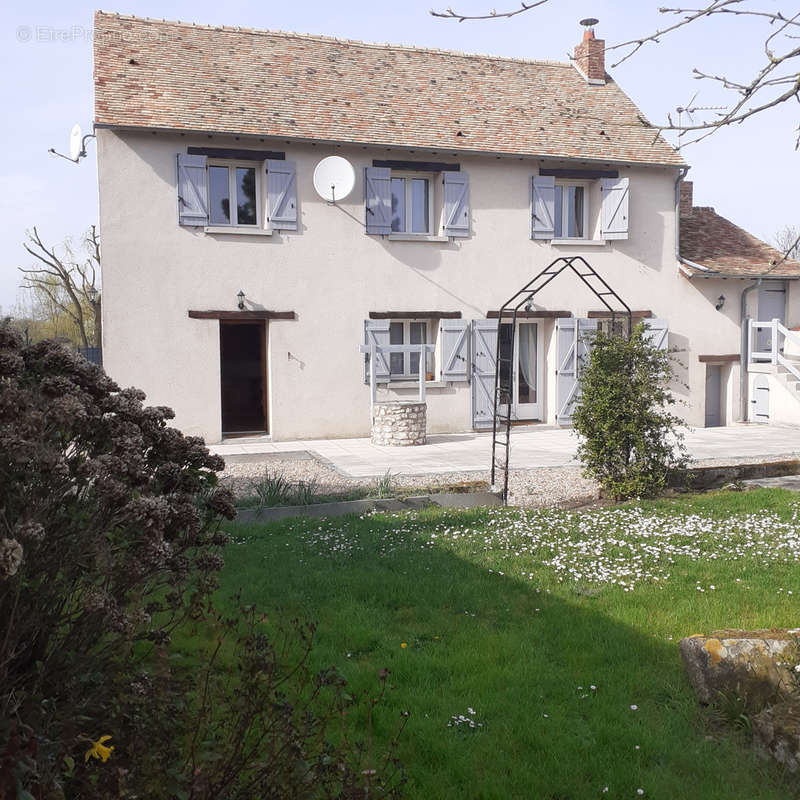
[
  {"xmin": 596, "ymin": 316, "xmax": 631, "ymax": 338},
  {"xmin": 389, "ymin": 319, "xmax": 434, "ymax": 379}
]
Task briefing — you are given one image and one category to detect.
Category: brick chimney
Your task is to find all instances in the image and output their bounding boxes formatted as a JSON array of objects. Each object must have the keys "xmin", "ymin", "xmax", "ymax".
[
  {"xmin": 574, "ymin": 23, "xmax": 606, "ymax": 85},
  {"xmin": 680, "ymin": 180, "xmax": 693, "ymax": 218}
]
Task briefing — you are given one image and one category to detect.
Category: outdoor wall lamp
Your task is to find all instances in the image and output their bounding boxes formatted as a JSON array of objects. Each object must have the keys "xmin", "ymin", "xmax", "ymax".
[
  {"xmin": 715, "ymin": 295, "xmax": 725, "ymax": 311},
  {"xmin": 87, "ymin": 286, "xmax": 99, "ymax": 305},
  {"xmin": 237, "ymin": 290, "xmax": 246, "ymax": 310}
]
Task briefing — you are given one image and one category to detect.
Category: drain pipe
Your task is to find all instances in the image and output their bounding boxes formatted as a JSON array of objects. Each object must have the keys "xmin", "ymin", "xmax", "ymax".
[{"xmin": 740, "ymin": 278, "xmax": 762, "ymax": 422}]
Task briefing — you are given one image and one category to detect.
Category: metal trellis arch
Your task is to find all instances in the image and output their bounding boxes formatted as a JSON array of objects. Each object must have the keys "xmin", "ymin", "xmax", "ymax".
[{"xmin": 490, "ymin": 256, "xmax": 632, "ymax": 503}]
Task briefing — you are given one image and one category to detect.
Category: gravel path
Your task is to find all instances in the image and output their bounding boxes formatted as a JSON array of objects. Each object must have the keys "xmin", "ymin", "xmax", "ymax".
[
  {"xmin": 219, "ymin": 452, "xmax": 600, "ymax": 509},
  {"xmin": 219, "ymin": 447, "xmax": 800, "ymax": 511}
]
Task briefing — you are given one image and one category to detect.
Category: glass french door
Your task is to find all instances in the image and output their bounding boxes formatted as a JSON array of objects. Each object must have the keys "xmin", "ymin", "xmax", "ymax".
[{"xmin": 498, "ymin": 321, "xmax": 543, "ymax": 421}]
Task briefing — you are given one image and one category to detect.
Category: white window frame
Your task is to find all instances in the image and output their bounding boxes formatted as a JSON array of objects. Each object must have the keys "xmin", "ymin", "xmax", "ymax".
[
  {"xmin": 388, "ymin": 319, "xmax": 435, "ymax": 380},
  {"xmin": 206, "ymin": 159, "xmax": 263, "ymax": 228},
  {"xmin": 553, "ymin": 180, "xmax": 590, "ymax": 241},
  {"xmin": 389, "ymin": 172, "xmax": 436, "ymax": 236}
]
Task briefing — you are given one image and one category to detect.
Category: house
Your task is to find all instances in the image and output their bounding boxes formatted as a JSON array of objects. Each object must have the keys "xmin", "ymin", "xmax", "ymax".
[
  {"xmin": 93, "ymin": 12, "xmax": 800, "ymax": 442},
  {"xmin": 676, "ymin": 185, "xmax": 800, "ymax": 426}
]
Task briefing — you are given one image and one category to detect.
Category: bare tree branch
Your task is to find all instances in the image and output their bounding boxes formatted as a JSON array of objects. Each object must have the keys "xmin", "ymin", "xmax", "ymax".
[
  {"xmin": 430, "ymin": 0, "xmax": 549, "ymax": 22},
  {"xmin": 770, "ymin": 225, "xmax": 800, "ymax": 271},
  {"xmin": 430, "ymin": 1, "xmax": 800, "ymax": 145},
  {"xmin": 18, "ymin": 227, "xmax": 101, "ymax": 349},
  {"xmin": 605, "ymin": 1, "xmax": 745, "ymax": 69}
]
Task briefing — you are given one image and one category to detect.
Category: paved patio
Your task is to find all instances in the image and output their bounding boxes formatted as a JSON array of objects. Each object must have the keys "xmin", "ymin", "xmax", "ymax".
[{"xmin": 209, "ymin": 423, "xmax": 800, "ymax": 479}]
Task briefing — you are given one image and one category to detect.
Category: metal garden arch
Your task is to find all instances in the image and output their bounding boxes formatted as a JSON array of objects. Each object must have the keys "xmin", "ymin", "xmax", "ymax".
[{"xmin": 490, "ymin": 256, "xmax": 632, "ymax": 502}]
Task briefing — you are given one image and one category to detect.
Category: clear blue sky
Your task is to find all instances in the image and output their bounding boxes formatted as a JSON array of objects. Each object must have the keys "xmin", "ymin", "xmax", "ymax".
[{"xmin": 1, "ymin": 0, "xmax": 797, "ymax": 309}]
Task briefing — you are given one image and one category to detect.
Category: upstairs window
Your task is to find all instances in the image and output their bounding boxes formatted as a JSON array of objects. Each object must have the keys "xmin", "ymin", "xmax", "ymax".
[
  {"xmin": 391, "ymin": 176, "xmax": 432, "ymax": 234},
  {"xmin": 208, "ymin": 162, "xmax": 259, "ymax": 227},
  {"xmin": 531, "ymin": 175, "xmax": 629, "ymax": 242},
  {"xmin": 553, "ymin": 183, "xmax": 587, "ymax": 239},
  {"xmin": 177, "ymin": 153, "xmax": 297, "ymax": 233},
  {"xmin": 365, "ymin": 166, "xmax": 469, "ymax": 238}
]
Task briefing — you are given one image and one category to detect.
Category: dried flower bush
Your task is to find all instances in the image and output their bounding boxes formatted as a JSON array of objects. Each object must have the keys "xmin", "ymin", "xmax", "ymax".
[{"xmin": 0, "ymin": 323, "xmax": 403, "ymax": 799}]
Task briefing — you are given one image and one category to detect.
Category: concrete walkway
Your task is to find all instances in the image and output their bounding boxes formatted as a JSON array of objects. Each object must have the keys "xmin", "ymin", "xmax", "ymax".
[{"xmin": 209, "ymin": 423, "xmax": 800, "ymax": 479}]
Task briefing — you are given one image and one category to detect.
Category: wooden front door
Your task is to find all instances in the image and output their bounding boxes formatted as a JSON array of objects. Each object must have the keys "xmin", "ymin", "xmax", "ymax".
[{"xmin": 220, "ymin": 321, "xmax": 267, "ymax": 435}]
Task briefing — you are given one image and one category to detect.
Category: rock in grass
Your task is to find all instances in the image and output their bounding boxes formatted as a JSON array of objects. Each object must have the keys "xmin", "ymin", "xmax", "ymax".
[{"xmin": 679, "ymin": 629, "xmax": 800, "ymax": 706}]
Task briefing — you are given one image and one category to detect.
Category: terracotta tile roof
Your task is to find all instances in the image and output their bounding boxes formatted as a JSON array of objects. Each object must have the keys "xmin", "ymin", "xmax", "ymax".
[
  {"xmin": 93, "ymin": 12, "xmax": 684, "ymax": 167},
  {"xmin": 679, "ymin": 206, "xmax": 800, "ymax": 278}
]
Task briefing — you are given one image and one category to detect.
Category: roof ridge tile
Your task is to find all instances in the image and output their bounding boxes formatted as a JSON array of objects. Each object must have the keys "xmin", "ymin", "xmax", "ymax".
[{"xmin": 94, "ymin": 11, "xmax": 572, "ymax": 69}]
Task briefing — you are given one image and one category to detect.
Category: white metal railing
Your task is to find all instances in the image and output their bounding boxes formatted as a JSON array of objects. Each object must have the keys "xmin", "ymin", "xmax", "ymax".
[
  {"xmin": 358, "ymin": 343, "xmax": 435, "ymax": 420},
  {"xmin": 748, "ymin": 318, "xmax": 800, "ymax": 382}
]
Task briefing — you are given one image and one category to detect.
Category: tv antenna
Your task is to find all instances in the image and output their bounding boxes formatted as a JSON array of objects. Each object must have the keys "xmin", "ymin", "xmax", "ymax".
[
  {"xmin": 674, "ymin": 93, "xmax": 726, "ymax": 148},
  {"xmin": 49, "ymin": 123, "xmax": 96, "ymax": 163}
]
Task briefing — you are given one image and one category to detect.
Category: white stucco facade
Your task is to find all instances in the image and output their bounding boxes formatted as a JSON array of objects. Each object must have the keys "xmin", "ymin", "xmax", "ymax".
[{"xmin": 96, "ymin": 128, "xmax": 798, "ymax": 442}]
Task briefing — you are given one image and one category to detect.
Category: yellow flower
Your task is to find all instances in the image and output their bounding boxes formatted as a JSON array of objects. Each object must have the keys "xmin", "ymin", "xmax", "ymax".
[
  {"xmin": 400, "ymin": 642, "xmax": 407, "ymax": 649},
  {"xmin": 85, "ymin": 735, "xmax": 114, "ymax": 763}
]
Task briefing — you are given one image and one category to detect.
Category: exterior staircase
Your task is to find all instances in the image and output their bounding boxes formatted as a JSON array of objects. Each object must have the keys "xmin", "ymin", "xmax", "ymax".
[
  {"xmin": 749, "ymin": 321, "xmax": 800, "ymax": 423},
  {"xmin": 776, "ymin": 356, "xmax": 800, "ymax": 397}
]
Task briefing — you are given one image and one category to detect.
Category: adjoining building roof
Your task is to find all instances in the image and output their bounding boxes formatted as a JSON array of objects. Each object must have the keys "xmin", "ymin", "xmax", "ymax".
[
  {"xmin": 679, "ymin": 206, "xmax": 800, "ymax": 279},
  {"xmin": 93, "ymin": 12, "xmax": 684, "ymax": 167}
]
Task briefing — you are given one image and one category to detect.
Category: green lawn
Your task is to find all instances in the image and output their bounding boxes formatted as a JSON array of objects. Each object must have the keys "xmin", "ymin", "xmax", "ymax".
[{"xmin": 217, "ymin": 489, "xmax": 800, "ymax": 799}]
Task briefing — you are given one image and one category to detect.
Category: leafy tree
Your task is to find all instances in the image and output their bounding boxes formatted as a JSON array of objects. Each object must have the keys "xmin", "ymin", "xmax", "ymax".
[{"xmin": 572, "ymin": 323, "xmax": 688, "ymax": 500}]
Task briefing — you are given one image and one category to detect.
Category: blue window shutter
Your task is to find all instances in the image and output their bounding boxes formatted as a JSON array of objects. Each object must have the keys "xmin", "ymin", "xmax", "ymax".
[
  {"xmin": 556, "ymin": 317, "xmax": 597, "ymax": 424},
  {"xmin": 177, "ymin": 153, "xmax": 208, "ymax": 226},
  {"xmin": 266, "ymin": 160, "xmax": 297, "ymax": 231},
  {"xmin": 440, "ymin": 319, "xmax": 469, "ymax": 381},
  {"xmin": 471, "ymin": 320, "xmax": 498, "ymax": 427},
  {"xmin": 443, "ymin": 172, "xmax": 470, "ymax": 238},
  {"xmin": 601, "ymin": 177, "xmax": 630, "ymax": 240},
  {"xmin": 364, "ymin": 320, "xmax": 391, "ymax": 383},
  {"xmin": 531, "ymin": 175, "xmax": 555, "ymax": 239},
  {"xmin": 364, "ymin": 167, "xmax": 391, "ymax": 234},
  {"xmin": 641, "ymin": 318, "xmax": 668, "ymax": 350}
]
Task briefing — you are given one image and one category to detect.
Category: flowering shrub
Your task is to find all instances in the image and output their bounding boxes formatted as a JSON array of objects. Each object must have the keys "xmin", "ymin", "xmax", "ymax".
[
  {"xmin": 0, "ymin": 323, "xmax": 403, "ymax": 799},
  {"xmin": 573, "ymin": 323, "xmax": 688, "ymax": 499}
]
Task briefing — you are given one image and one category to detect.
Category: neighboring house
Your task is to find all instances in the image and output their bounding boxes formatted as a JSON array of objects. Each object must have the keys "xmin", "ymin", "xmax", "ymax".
[
  {"xmin": 93, "ymin": 12, "xmax": 800, "ymax": 442},
  {"xmin": 677, "ymin": 183, "xmax": 800, "ymax": 427}
]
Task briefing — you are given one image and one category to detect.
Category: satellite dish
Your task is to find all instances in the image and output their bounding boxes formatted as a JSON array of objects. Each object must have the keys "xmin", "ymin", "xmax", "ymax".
[
  {"xmin": 69, "ymin": 124, "xmax": 82, "ymax": 161},
  {"xmin": 313, "ymin": 156, "xmax": 355, "ymax": 203}
]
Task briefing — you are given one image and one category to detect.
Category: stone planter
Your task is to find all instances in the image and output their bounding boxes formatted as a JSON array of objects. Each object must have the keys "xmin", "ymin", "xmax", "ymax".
[
  {"xmin": 679, "ymin": 629, "xmax": 800, "ymax": 706},
  {"xmin": 680, "ymin": 629, "xmax": 800, "ymax": 772},
  {"xmin": 371, "ymin": 401, "xmax": 426, "ymax": 446}
]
